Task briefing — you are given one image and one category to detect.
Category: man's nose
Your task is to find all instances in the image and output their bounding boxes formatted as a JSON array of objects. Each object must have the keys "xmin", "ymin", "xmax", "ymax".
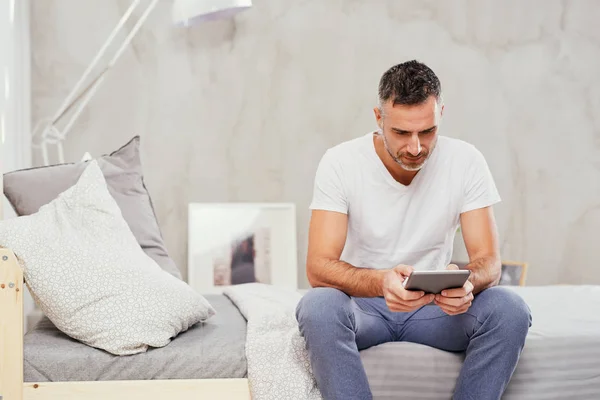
[{"xmin": 407, "ymin": 134, "xmax": 421, "ymax": 156}]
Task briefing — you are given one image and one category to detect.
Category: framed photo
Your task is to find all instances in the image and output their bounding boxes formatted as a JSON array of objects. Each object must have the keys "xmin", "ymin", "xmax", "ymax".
[
  {"xmin": 187, "ymin": 202, "xmax": 298, "ymax": 294},
  {"xmin": 499, "ymin": 261, "xmax": 528, "ymax": 286}
]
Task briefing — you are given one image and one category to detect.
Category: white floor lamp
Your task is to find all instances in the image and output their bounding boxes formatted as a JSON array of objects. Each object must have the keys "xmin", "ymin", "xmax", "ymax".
[{"xmin": 32, "ymin": 0, "xmax": 252, "ymax": 166}]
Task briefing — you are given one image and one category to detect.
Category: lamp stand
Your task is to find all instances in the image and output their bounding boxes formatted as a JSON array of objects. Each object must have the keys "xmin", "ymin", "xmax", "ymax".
[{"xmin": 33, "ymin": 0, "xmax": 160, "ymax": 166}]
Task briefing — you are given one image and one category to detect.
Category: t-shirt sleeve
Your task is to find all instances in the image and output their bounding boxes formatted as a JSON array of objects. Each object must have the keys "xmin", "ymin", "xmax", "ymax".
[
  {"xmin": 309, "ymin": 150, "xmax": 348, "ymax": 214},
  {"xmin": 461, "ymin": 147, "xmax": 501, "ymax": 214}
]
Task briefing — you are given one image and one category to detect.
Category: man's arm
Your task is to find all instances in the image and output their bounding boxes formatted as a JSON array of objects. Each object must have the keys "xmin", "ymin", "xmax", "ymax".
[
  {"xmin": 459, "ymin": 206, "xmax": 502, "ymax": 294},
  {"xmin": 306, "ymin": 210, "xmax": 386, "ymax": 297}
]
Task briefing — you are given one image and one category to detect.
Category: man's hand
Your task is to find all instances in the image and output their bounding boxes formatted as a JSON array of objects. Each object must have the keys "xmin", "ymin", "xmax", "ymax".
[
  {"xmin": 382, "ymin": 265, "xmax": 435, "ymax": 312},
  {"xmin": 434, "ymin": 264, "xmax": 475, "ymax": 315}
]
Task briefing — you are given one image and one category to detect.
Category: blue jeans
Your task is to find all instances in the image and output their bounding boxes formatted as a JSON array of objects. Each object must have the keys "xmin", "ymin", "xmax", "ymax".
[{"xmin": 296, "ymin": 286, "xmax": 532, "ymax": 400}]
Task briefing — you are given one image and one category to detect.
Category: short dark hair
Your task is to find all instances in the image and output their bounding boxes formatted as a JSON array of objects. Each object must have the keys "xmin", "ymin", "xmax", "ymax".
[{"xmin": 378, "ymin": 60, "xmax": 441, "ymax": 107}]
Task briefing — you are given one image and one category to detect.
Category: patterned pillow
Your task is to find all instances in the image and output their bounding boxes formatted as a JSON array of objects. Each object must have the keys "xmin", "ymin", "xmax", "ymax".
[
  {"xmin": 3, "ymin": 136, "xmax": 182, "ymax": 279},
  {"xmin": 0, "ymin": 160, "xmax": 215, "ymax": 355}
]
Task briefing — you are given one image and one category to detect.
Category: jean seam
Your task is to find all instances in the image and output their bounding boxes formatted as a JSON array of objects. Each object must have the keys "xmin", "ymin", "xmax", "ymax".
[
  {"xmin": 469, "ymin": 312, "xmax": 485, "ymax": 336},
  {"xmin": 352, "ymin": 301, "xmax": 397, "ymax": 341},
  {"xmin": 351, "ymin": 298, "xmax": 387, "ymax": 319},
  {"xmin": 348, "ymin": 306, "xmax": 357, "ymax": 331},
  {"xmin": 353, "ymin": 304, "xmax": 389, "ymax": 322},
  {"xmin": 405, "ymin": 310, "xmax": 484, "ymax": 325},
  {"xmin": 464, "ymin": 310, "xmax": 486, "ymax": 326}
]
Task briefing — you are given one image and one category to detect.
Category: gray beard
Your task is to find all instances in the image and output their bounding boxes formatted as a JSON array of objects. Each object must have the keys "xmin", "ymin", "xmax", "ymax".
[{"xmin": 380, "ymin": 132, "xmax": 430, "ymax": 171}]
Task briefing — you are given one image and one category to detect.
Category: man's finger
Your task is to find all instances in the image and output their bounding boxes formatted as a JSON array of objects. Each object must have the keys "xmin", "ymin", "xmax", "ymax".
[
  {"xmin": 400, "ymin": 288, "xmax": 428, "ymax": 301},
  {"xmin": 439, "ymin": 302, "xmax": 471, "ymax": 315},
  {"xmin": 388, "ymin": 292, "xmax": 432, "ymax": 307},
  {"xmin": 440, "ymin": 307, "xmax": 461, "ymax": 316},
  {"xmin": 435, "ymin": 293, "xmax": 472, "ymax": 307},
  {"xmin": 408, "ymin": 294, "xmax": 435, "ymax": 307},
  {"xmin": 435, "ymin": 297, "xmax": 462, "ymax": 309},
  {"xmin": 436, "ymin": 299, "xmax": 472, "ymax": 315},
  {"xmin": 394, "ymin": 264, "xmax": 415, "ymax": 278},
  {"xmin": 389, "ymin": 278, "xmax": 407, "ymax": 293},
  {"xmin": 446, "ymin": 264, "xmax": 459, "ymax": 271},
  {"xmin": 440, "ymin": 287, "xmax": 468, "ymax": 298},
  {"xmin": 387, "ymin": 294, "xmax": 435, "ymax": 310},
  {"xmin": 385, "ymin": 286, "xmax": 416, "ymax": 305},
  {"xmin": 437, "ymin": 303, "xmax": 461, "ymax": 315},
  {"xmin": 388, "ymin": 280, "xmax": 426, "ymax": 301}
]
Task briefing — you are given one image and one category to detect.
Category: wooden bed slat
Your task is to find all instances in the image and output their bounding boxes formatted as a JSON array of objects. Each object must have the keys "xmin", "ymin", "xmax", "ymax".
[{"xmin": 23, "ymin": 379, "xmax": 251, "ymax": 400}]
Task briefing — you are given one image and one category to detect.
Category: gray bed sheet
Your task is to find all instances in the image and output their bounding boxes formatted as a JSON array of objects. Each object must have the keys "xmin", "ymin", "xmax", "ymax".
[{"xmin": 24, "ymin": 294, "xmax": 247, "ymax": 382}]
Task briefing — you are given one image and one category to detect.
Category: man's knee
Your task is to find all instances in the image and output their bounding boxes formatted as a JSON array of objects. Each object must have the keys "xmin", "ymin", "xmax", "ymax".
[
  {"xmin": 296, "ymin": 287, "xmax": 353, "ymax": 332},
  {"xmin": 476, "ymin": 286, "xmax": 532, "ymax": 335}
]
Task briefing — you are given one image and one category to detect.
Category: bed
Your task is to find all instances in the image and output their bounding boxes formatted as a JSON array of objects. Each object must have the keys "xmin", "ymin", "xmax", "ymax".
[
  {"xmin": 0, "ymin": 248, "xmax": 250, "ymax": 400},
  {"xmin": 5, "ymin": 253, "xmax": 600, "ymax": 400}
]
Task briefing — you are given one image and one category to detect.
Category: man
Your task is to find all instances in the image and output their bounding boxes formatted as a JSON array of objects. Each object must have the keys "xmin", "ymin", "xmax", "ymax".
[{"xmin": 296, "ymin": 60, "xmax": 532, "ymax": 400}]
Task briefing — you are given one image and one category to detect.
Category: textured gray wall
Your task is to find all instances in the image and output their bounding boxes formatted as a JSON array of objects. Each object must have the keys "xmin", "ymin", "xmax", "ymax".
[{"xmin": 31, "ymin": 0, "xmax": 600, "ymax": 286}]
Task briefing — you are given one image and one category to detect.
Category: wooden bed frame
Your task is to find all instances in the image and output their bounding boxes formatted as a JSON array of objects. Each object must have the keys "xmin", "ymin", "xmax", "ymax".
[{"xmin": 0, "ymin": 248, "xmax": 251, "ymax": 400}]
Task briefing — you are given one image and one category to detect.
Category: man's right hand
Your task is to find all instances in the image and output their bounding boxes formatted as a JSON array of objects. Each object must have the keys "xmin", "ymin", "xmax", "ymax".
[{"xmin": 382, "ymin": 265, "xmax": 435, "ymax": 312}]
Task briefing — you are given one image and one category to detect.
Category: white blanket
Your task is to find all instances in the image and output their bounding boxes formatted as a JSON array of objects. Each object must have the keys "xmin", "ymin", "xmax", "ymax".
[{"xmin": 223, "ymin": 283, "xmax": 323, "ymax": 400}]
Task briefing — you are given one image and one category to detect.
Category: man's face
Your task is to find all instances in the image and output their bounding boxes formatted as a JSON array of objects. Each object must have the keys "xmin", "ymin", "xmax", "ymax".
[{"xmin": 374, "ymin": 96, "xmax": 443, "ymax": 171}]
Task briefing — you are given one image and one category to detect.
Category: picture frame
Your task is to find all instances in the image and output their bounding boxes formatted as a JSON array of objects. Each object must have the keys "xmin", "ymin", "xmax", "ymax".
[
  {"xmin": 499, "ymin": 260, "xmax": 528, "ymax": 286},
  {"xmin": 187, "ymin": 202, "xmax": 298, "ymax": 294}
]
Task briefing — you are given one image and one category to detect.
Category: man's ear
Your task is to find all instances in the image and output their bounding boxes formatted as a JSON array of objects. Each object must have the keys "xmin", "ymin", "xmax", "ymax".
[{"xmin": 373, "ymin": 107, "xmax": 383, "ymax": 132}]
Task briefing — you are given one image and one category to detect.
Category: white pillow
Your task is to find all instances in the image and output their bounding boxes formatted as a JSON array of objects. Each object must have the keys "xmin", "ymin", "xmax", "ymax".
[{"xmin": 0, "ymin": 160, "xmax": 216, "ymax": 355}]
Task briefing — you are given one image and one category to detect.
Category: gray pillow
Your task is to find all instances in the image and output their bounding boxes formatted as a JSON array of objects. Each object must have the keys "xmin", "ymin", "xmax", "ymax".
[{"xmin": 3, "ymin": 136, "xmax": 182, "ymax": 280}]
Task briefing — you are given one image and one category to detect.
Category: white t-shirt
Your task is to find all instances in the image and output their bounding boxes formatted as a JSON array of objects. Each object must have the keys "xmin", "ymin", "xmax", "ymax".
[{"xmin": 309, "ymin": 132, "xmax": 501, "ymax": 271}]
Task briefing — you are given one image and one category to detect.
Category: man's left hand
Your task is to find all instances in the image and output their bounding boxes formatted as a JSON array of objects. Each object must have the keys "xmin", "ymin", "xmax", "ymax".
[{"xmin": 434, "ymin": 264, "xmax": 474, "ymax": 315}]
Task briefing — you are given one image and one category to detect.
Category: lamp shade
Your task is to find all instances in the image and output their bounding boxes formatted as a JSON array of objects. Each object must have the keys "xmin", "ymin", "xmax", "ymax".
[{"xmin": 172, "ymin": 0, "xmax": 252, "ymax": 26}]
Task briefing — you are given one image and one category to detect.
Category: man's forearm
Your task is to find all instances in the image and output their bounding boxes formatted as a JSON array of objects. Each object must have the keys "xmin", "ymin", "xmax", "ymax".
[
  {"xmin": 307, "ymin": 257, "xmax": 386, "ymax": 297},
  {"xmin": 465, "ymin": 255, "xmax": 501, "ymax": 294}
]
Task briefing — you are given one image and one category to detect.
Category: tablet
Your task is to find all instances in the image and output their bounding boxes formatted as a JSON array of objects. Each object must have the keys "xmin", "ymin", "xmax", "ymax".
[{"xmin": 402, "ymin": 270, "xmax": 471, "ymax": 294}]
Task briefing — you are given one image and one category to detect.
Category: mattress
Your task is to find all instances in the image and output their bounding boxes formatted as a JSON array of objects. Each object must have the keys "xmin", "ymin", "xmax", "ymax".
[
  {"xmin": 24, "ymin": 294, "xmax": 247, "ymax": 382},
  {"xmin": 361, "ymin": 285, "xmax": 600, "ymax": 399},
  {"xmin": 24, "ymin": 285, "xmax": 600, "ymax": 399}
]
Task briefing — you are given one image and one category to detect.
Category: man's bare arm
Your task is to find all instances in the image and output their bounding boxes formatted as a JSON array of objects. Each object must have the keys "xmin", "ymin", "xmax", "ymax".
[
  {"xmin": 306, "ymin": 210, "xmax": 386, "ymax": 297},
  {"xmin": 459, "ymin": 206, "xmax": 502, "ymax": 294}
]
